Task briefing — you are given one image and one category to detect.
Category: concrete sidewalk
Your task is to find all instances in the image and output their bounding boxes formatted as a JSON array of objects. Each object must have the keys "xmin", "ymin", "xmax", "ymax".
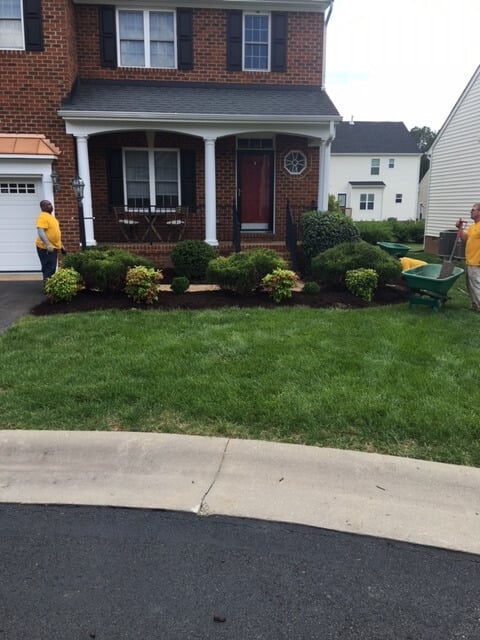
[{"xmin": 1, "ymin": 430, "xmax": 480, "ymax": 555}]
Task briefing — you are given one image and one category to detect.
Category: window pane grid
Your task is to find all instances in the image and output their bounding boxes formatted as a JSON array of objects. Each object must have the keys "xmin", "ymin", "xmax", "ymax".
[
  {"xmin": 0, "ymin": 0, "xmax": 22, "ymax": 49},
  {"xmin": 119, "ymin": 9, "xmax": 175, "ymax": 69},
  {"xmin": 244, "ymin": 14, "xmax": 269, "ymax": 70}
]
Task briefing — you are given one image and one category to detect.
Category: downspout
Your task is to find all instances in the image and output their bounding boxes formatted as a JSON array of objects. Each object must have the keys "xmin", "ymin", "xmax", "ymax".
[{"xmin": 321, "ymin": 0, "xmax": 334, "ymax": 90}]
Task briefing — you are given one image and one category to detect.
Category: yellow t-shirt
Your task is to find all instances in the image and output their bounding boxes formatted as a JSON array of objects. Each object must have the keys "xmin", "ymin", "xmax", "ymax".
[
  {"xmin": 35, "ymin": 212, "xmax": 62, "ymax": 250},
  {"xmin": 465, "ymin": 222, "xmax": 480, "ymax": 266}
]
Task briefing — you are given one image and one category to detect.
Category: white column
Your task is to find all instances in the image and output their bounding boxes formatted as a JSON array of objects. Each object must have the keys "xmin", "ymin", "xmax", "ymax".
[
  {"xmin": 75, "ymin": 135, "xmax": 96, "ymax": 246},
  {"xmin": 317, "ymin": 139, "xmax": 331, "ymax": 211},
  {"xmin": 204, "ymin": 137, "xmax": 218, "ymax": 246}
]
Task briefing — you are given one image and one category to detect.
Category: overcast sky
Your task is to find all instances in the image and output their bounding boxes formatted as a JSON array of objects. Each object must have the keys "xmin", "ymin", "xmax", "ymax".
[{"xmin": 325, "ymin": 0, "xmax": 480, "ymax": 132}]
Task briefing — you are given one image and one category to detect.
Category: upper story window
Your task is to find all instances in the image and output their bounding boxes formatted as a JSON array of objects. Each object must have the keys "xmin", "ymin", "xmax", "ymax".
[
  {"xmin": 118, "ymin": 10, "xmax": 176, "ymax": 68},
  {"xmin": 395, "ymin": 193, "xmax": 403, "ymax": 203},
  {"xmin": 0, "ymin": 0, "xmax": 23, "ymax": 49},
  {"xmin": 243, "ymin": 14, "xmax": 269, "ymax": 71},
  {"xmin": 370, "ymin": 159, "xmax": 380, "ymax": 175},
  {"xmin": 227, "ymin": 10, "xmax": 287, "ymax": 73},
  {"xmin": 389, "ymin": 158, "xmax": 395, "ymax": 168}
]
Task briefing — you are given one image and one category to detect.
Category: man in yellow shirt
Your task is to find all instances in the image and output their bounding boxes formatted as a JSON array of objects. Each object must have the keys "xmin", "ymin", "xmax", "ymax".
[
  {"xmin": 456, "ymin": 203, "xmax": 480, "ymax": 311},
  {"xmin": 35, "ymin": 200, "xmax": 66, "ymax": 281}
]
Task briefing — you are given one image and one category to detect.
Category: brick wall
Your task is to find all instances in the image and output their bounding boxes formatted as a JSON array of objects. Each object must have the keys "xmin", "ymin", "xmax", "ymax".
[{"xmin": 76, "ymin": 6, "xmax": 324, "ymax": 86}]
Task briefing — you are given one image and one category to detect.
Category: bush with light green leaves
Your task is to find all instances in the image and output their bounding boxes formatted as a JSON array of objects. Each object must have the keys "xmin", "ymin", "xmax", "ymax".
[
  {"xmin": 345, "ymin": 268, "xmax": 379, "ymax": 302},
  {"xmin": 44, "ymin": 268, "xmax": 83, "ymax": 303}
]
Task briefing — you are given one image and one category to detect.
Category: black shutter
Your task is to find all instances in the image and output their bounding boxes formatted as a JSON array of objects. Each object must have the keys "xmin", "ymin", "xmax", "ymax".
[
  {"xmin": 180, "ymin": 150, "xmax": 196, "ymax": 209},
  {"xmin": 106, "ymin": 149, "xmax": 125, "ymax": 206},
  {"xmin": 271, "ymin": 13, "xmax": 287, "ymax": 72},
  {"xmin": 23, "ymin": 0, "xmax": 43, "ymax": 51},
  {"xmin": 99, "ymin": 5, "xmax": 117, "ymax": 68},
  {"xmin": 226, "ymin": 10, "xmax": 242, "ymax": 71},
  {"xmin": 177, "ymin": 8, "xmax": 193, "ymax": 70}
]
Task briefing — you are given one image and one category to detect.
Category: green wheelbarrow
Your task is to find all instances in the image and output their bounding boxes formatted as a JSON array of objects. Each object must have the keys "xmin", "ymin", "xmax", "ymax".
[
  {"xmin": 402, "ymin": 263, "xmax": 464, "ymax": 311},
  {"xmin": 377, "ymin": 242, "xmax": 411, "ymax": 258}
]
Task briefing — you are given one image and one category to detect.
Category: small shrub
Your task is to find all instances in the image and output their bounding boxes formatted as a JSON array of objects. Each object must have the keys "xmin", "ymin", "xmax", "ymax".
[
  {"xmin": 301, "ymin": 210, "xmax": 360, "ymax": 270},
  {"xmin": 207, "ymin": 248, "xmax": 286, "ymax": 294},
  {"xmin": 124, "ymin": 266, "xmax": 163, "ymax": 304},
  {"xmin": 356, "ymin": 221, "xmax": 395, "ymax": 245},
  {"xmin": 170, "ymin": 276, "xmax": 190, "ymax": 294},
  {"xmin": 261, "ymin": 268, "xmax": 299, "ymax": 303},
  {"xmin": 311, "ymin": 240, "xmax": 402, "ymax": 287},
  {"xmin": 64, "ymin": 247, "xmax": 154, "ymax": 292},
  {"xmin": 345, "ymin": 268, "xmax": 378, "ymax": 302},
  {"xmin": 302, "ymin": 281, "xmax": 321, "ymax": 295},
  {"xmin": 44, "ymin": 268, "xmax": 83, "ymax": 303},
  {"xmin": 170, "ymin": 240, "xmax": 218, "ymax": 281}
]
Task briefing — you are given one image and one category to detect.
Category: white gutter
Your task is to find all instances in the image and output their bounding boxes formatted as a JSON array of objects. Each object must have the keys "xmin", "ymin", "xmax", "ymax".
[{"xmin": 58, "ymin": 110, "xmax": 342, "ymax": 124}]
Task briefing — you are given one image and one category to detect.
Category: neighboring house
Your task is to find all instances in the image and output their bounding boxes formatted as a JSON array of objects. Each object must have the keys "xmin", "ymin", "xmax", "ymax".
[
  {"xmin": 329, "ymin": 121, "xmax": 421, "ymax": 222},
  {"xmin": 0, "ymin": 0, "xmax": 340, "ymax": 272},
  {"xmin": 424, "ymin": 65, "xmax": 480, "ymax": 254},
  {"xmin": 417, "ymin": 168, "xmax": 430, "ymax": 221}
]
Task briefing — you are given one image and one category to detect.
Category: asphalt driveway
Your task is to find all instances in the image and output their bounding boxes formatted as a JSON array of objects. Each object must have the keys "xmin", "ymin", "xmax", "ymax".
[{"xmin": 0, "ymin": 277, "xmax": 44, "ymax": 334}]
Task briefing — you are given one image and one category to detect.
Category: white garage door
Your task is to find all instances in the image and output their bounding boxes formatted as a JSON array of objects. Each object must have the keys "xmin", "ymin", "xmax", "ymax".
[{"xmin": 0, "ymin": 179, "xmax": 42, "ymax": 272}]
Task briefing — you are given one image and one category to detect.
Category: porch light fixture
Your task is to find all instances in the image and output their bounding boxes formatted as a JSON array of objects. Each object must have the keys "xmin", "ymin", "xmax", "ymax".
[
  {"xmin": 72, "ymin": 175, "xmax": 87, "ymax": 250},
  {"xmin": 51, "ymin": 170, "xmax": 60, "ymax": 193}
]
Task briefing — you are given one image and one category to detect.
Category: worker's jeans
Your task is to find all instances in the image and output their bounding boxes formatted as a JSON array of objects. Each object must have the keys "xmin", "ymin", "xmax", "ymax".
[
  {"xmin": 466, "ymin": 265, "xmax": 480, "ymax": 310},
  {"xmin": 37, "ymin": 247, "xmax": 58, "ymax": 281}
]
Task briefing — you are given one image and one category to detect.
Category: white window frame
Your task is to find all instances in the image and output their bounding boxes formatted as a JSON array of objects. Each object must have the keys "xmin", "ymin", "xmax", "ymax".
[
  {"xmin": 0, "ymin": 0, "xmax": 25, "ymax": 50},
  {"xmin": 123, "ymin": 148, "xmax": 181, "ymax": 211},
  {"xmin": 117, "ymin": 8, "xmax": 177, "ymax": 69},
  {"xmin": 243, "ymin": 12, "xmax": 270, "ymax": 72},
  {"xmin": 360, "ymin": 193, "xmax": 375, "ymax": 210},
  {"xmin": 370, "ymin": 159, "xmax": 380, "ymax": 176},
  {"xmin": 284, "ymin": 150, "xmax": 307, "ymax": 175},
  {"xmin": 395, "ymin": 193, "xmax": 403, "ymax": 203},
  {"xmin": 389, "ymin": 158, "xmax": 395, "ymax": 168}
]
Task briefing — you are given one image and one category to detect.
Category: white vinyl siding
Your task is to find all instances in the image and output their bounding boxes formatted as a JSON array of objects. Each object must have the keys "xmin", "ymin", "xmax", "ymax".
[{"xmin": 426, "ymin": 68, "xmax": 480, "ymax": 238}]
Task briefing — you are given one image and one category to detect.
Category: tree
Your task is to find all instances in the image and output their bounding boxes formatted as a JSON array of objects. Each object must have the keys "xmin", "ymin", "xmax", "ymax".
[{"xmin": 409, "ymin": 126, "xmax": 438, "ymax": 180}]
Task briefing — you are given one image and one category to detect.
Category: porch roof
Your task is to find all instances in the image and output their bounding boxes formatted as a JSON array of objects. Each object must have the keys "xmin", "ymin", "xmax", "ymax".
[{"xmin": 59, "ymin": 80, "xmax": 340, "ymax": 123}]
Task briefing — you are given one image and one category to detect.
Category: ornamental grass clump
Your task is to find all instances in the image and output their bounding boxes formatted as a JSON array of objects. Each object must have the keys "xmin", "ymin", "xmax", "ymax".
[
  {"xmin": 345, "ymin": 268, "xmax": 378, "ymax": 302},
  {"xmin": 261, "ymin": 268, "xmax": 299, "ymax": 303},
  {"xmin": 44, "ymin": 268, "xmax": 83, "ymax": 303},
  {"xmin": 124, "ymin": 266, "xmax": 163, "ymax": 304}
]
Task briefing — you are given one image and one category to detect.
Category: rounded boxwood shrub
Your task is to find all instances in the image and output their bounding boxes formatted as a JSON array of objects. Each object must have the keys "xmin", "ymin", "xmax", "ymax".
[
  {"xmin": 311, "ymin": 240, "xmax": 402, "ymax": 287},
  {"xmin": 170, "ymin": 240, "xmax": 218, "ymax": 281},
  {"xmin": 207, "ymin": 248, "xmax": 286, "ymax": 294},
  {"xmin": 301, "ymin": 210, "xmax": 361, "ymax": 269},
  {"xmin": 170, "ymin": 276, "xmax": 190, "ymax": 294},
  {"xmin": 63, "ymin": 247, "xmax": 154, "ymax": 292},
  {"xmin": 302, "ymin": 281, "xmax": 321, "ymax": 295}
]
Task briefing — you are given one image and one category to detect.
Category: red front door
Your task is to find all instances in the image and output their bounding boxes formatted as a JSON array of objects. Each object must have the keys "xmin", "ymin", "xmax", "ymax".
[{"xmin": 237, "ymin": 151, "xmax": 274, "ymax": 230}]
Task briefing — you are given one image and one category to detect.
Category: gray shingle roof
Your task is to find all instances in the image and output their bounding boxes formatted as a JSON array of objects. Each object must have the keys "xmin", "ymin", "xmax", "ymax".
[
  {"xmin": 331, "ymin": 121, "xmax": 420, "ymax": 154},
  {"xmin": 60, "ymin": 80, "xmax": 340, "ymax": 119}
]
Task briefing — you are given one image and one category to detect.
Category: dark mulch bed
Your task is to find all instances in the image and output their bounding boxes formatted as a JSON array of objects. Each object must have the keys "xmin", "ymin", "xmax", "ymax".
[{"xmin": 31, "ymin": 283, "xmax": 411, "ymax": 316}]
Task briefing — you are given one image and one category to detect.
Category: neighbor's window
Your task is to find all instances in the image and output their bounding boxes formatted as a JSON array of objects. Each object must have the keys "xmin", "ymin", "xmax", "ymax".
[
  {"xmin": 0, "ymin": 0, "xmax": 23, "ymax": 49},
  {"xmin": 360, "ymin": 193, "xmax": 375, "ymax": 210},
  {"xmin": 118, "ymin": 9, "xmax": 175, "ymax": 68},
  {"xmin": 244, "ymin": 13, "xmax": 269, "ymax": 71},
  {"xmin": 395, "ymin": 193, "xmax": 403, "ymax": 203},
  {"xmin": 389, "ymin": 158, "xmax": 395, "ymax": 168},
  {"xmin": 370, "ymin": 159, "xmax": 380, "ymax": 175},
  {"xmin": 124, "ymin": 149, "xmax": 179, "ymax": 208},
  {"xmin": 284, "ymin": 150, "xmax": 307, "ymax": 175},
  {"xmin": 337, "ymin": 193, "xmax": 347, "ymax": 209}
]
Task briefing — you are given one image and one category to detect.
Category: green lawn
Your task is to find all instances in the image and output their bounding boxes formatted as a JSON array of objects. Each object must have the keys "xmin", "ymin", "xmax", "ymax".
[{"xmin": 1, "ymin": 273, "xmax": 479, "ymax": 467}]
